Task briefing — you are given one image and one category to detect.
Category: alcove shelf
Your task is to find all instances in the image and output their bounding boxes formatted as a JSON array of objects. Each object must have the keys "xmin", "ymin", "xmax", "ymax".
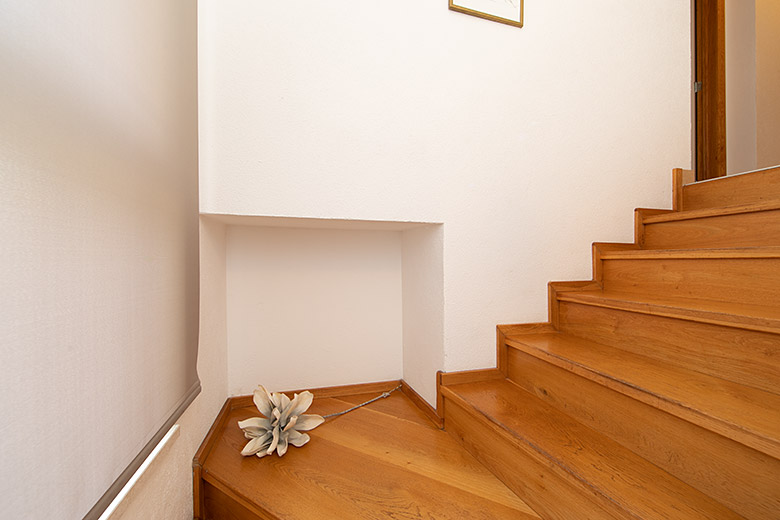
[{"xmin": 200, "ymin": 212, "xmax": 445, "ymax": 408}]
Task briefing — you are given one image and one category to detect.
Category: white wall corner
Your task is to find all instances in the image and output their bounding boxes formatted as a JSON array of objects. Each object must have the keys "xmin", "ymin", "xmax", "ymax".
[{"xmin": 402, "ymin": 224, "xmax": 444, "ymax": 406}]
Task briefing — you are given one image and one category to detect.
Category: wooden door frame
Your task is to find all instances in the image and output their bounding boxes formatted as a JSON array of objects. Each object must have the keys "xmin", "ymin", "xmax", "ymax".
[{"xmin": 695, "ymin": 0, "xmax": 727, "ymax": 180}]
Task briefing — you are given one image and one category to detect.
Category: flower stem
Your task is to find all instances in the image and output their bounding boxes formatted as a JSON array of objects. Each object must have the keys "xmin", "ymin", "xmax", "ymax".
[{"xmin": 322, "ymin": 384, "xmax": 403, "ymax": 419}]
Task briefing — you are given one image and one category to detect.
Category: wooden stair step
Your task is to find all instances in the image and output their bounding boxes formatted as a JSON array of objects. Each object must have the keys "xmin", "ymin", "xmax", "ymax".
[
  {"xmin": 641, "ymin": 203, "xmax": 780, "ymax": 249},
  {"xmin": 504, "ymin": 331, "xmax": 780, "ymax": 459},
  {"xmin": 504, "ymin": 338, "xmax": 780, "ymax": 520},
  {"xmin": 596, "ymin": 247, "xmax": 780, "ymax": 307},
  {"xmin": 681, "ymin": 166, "xmax": 780, "ymax": 211},
  {"xmin": 196, "ymin": 390, "xmax": 540, "ymax": 520},
  {"xmin": 599, "ymin": 246, "xmax": 780, "ymax": 260},
  {"xmin": 442, "ymin": 379, "xmax": 745, "ymax": 520},
  {"xmin": 643, "ymin": 201, "xmax": 780, "ymax": 225},
  {"xmin": 556, "ymin": 300, "xmax": 780, "ymax": 395},
  {"xmin": 557, "ymin": 289, "xmax": 780, "ymax": 334}
]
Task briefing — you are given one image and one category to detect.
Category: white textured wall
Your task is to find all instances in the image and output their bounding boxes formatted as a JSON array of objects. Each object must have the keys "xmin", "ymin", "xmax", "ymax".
[
  {"xmin": 200, "ymin": 0, "xmax": 692, "ymax": 375},
  {"xmin": 226, "ymin": 226, "xmax": 403, "ymax": 395},
  {"xmin": 726, "ymin": 0, "xmax": 757, "ymax": 174},
  {"xmin": 107, "ymin": 218, "xmax": 228, "ymax": 520},
  {"xmin": 0, "ymin": 0, "xmax": 201, "ymax": 518},
  {"xmin": 402, "ymin": 225, "xmax": 444, "ymax": 405}
]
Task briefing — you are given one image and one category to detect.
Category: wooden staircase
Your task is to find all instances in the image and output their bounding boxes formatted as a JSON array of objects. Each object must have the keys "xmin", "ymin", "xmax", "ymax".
[{"xmin": 439, "ymin": 167, "xmax": 780, "ymax": 520}]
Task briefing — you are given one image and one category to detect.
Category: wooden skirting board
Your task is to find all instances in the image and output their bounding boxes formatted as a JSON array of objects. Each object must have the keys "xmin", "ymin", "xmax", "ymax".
[
  {"xmin": 400, "ymin": 380, "xmax": 442, "ymax": 428},
  {"xmin": 226, "ymin": 380, "xmax": 403, "ymax": 410}
]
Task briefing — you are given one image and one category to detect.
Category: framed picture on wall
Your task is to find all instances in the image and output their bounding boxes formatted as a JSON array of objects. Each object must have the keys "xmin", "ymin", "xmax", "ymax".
[{"xmin": 449, "ymin": 0, "xmax": 523, "ymax": 28}]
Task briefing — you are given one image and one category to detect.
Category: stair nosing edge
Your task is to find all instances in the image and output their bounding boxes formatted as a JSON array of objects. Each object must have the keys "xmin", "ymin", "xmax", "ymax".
[
  {"xmin": 643, "ymin": 200, "xmax": 780, "ymax": 224},
  {"xmin": 599, "ymin": 246, "xmax": 780, "ymax": 260}
]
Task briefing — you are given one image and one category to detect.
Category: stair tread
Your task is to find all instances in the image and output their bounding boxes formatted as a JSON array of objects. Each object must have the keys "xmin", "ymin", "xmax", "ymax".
[
  {"xmin": 600, "ymin": 245, "xmax": 780, "ymax": 260},
  {"xmin": 558, "ymin": 289, "xmax": 780, "ymax": 333},
  {"xmin": 504, "ymin": 331, "xmax": 780, "ymax": 458},
  {"xmin": 445, "ymin": 379, "xmax": 745, "ymax": 520},
  {"xmin": 643, "ymin": 200, "xmax": 780, "ymax": 224}
]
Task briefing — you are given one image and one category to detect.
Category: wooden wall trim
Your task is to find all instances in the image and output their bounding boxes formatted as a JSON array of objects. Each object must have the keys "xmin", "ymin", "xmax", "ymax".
[
  {"xmin": 400, "ymin": 380, "xmax": 443, "ymax": 429},
  {"xmin": 634, "ymin": 208, "xmax": 673, "ymax": 247},
  {"xmin": 592, "ymin": 242, "xmax": 638, "ymax": 283},
  {"xmin": 222, "ymin": 379, "xmax": 442, "ymax": 426},
  {"xmin": 548, "ymin": 280, "xmax": 602, "ymax": 328},
  {"xmin": 193, "ymin": 398, "xmax": 233, "ymax": 520},
  {"xmin": 695, "ymin": 0, "xmax": 726, "ymax": 180},
  {"xmin": 439, "ymin": 368, "xmax": 504, "ymax": 387},
  {"xmin": 673, "ymin": 168, "xmax": 685, "ymax": 211},
  {"xmin": 229, "ymin": 380, "xmax": 403, "ymax": 410}
]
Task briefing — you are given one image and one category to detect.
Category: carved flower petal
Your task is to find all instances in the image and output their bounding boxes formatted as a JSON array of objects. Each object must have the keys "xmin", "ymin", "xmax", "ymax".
[
  {"xmin": 253, "ymin": 386, "xmax": 274, "ymax": 418},
  {"xmin": 282, "ymin": 415, "xmax": 298, "ymax": 432},
  {"xmin": 241, "ymin": 432, "xmax": 272, "ymax": 456},
  {"xmin": 293, "ymin": 414, "xmax": 324, "ymax": 431},
  {"xmin": 287, "ymin": 430, "xmax": 310, "ymax": 448},
  {"xmin": 286, "ymin": 391, "xmax": 314, "ymax": 420},
  {"xmin": 277, "ymin": 434, "xmax": 289, "ymax": 457},
  {"xmin": 279, "ymin": 394, "xmax": 297, "ymax": 424},
  {"xmin": 238, "ymin": 417, "xmax": 272, "ymax": 434},
  {"xmin": 241, "ymin": 427, "xmax": 268, "ymax": 438},
  {"xmin": 267, "ymin": 425, "xmax": 280, "ymax": 455}
]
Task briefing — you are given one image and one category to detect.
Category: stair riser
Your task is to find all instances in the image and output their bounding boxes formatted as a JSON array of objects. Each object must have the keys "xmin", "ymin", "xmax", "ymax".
[
  {"xmin": 442, "ymin": 392, "xmax": 625, "ymax": 520},
  {"xmin": 601, "ymin": 257, "xmax": 780, "ymax": 306},
  {"xmin": 204, "ymin": 481, "xmax": 271, "ymax": 520},
  {"xmin": 643, "ymin": 209, "xmax": 780, "ymax": 249},
  {"xmin": 682, "ymin": 166, "xmax": 780, "ymax": 210},
  {"xmin": 557, "ymin": 301, "xmax": 780, "ymax": 394},
  {"xmin": 507, "ymin": 348, "xmax": 780, "ymax": 520}
]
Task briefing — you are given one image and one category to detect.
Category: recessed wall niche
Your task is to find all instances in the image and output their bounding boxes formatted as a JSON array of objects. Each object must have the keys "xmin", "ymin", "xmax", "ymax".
[{"xmin": 205, "ymin": 214, "xmax": 444, "ymax": 406}]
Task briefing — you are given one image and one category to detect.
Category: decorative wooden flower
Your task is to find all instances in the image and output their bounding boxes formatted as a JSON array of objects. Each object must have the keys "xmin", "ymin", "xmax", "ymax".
[{"xmin": 238, "ymin": 385, "xmax": 324, "ymax": 458}]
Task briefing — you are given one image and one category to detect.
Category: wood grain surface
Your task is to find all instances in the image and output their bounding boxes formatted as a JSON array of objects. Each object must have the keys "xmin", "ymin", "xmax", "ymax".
[
  {"xmin": 197, "ymin": 390, "xmax": 539, "ymax": 520},
  {"xmin": 556, "ymin": 289, "xmax": 780, "ymax": 334},
  {"xmin": 601, "ymin": 255, "xmax": 780, "ymax": 307},
  {"xmin": 683, "ymin": 165, "xmax": 780, "ymax": 209},
  {"xmin": 442, "ymin": 380, "xmax": 745, "ymax": 520},
  {"xmin": 504, "ymin": 331, "xmax": 780, "ymax": 458},
  {"xmin": 557, "ymin": 300, "xmax": 780, "ymax": 394},
  {"xmin": 506, "ymin": 346, "xmax": 780, "ymax": 520},
  {"xmin": 643, "ymin": 207, "xmax": 780, "ymax": 249}
]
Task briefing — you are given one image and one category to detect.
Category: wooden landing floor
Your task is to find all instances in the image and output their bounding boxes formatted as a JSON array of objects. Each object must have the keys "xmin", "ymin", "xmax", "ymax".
[{"xmin": 196, "ymin": 388, "xmax": 540, "ymax": 519}]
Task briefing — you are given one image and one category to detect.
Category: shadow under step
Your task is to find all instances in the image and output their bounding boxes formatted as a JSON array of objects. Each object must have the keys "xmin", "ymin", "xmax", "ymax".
[{"xmin": 442, "ymin": 379, "xmax": 746, "ymax": 520}]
